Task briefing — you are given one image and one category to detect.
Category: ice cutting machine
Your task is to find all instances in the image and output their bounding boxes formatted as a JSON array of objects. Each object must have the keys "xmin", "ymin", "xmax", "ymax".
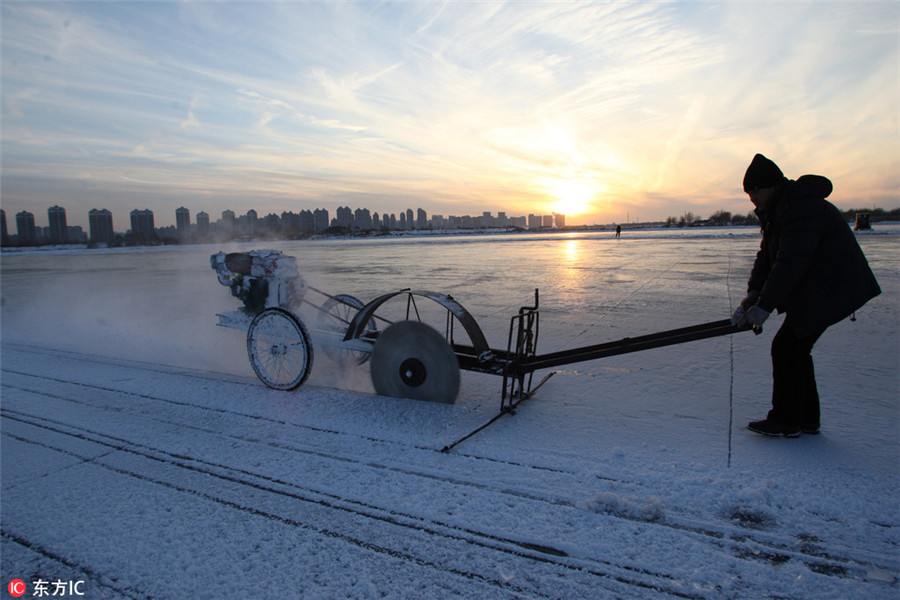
[{"xmin": 211, "ymin": 249, "xmax": 756, "ymax": 408}]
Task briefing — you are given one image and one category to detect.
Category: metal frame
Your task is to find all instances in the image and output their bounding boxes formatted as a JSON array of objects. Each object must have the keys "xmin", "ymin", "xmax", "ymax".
[
  {"xmin": 341, "ymin": 288, "xmax": 753, "ymax": 409},
  {"xmin": 212, "ymin": 251, "xmax": 757, "ymax": 446},
  {"xmin": 343, "ymin": 289, "xmax": 490, "ymax": 356}
]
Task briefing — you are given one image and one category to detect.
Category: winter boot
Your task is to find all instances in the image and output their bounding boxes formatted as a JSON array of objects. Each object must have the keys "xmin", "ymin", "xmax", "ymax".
[{"xmin": 747, "ymin": 419, "xmax": 801, "ymax": 438}]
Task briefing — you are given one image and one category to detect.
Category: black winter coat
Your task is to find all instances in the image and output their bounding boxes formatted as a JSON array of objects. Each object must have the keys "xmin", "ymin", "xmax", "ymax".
[{"xmin": 747, "ymin": 175, "xmax": 881, "ymax": 339}]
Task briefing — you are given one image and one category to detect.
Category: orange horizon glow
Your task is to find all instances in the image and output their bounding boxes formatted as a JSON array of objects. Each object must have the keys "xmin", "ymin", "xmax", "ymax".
[
  {"xmin": 544, "ymin": 178, "xmax": 602, "ymax": 219},
  {"xmin": 2, "ymin": 3, "xmax": 897, "ymax": 230}
]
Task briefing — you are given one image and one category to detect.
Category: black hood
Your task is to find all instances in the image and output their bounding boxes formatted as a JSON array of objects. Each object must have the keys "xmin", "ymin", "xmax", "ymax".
[
  {"xmin": 795, "ymin": 174, "xmax": 833, "ymax": 198},
  {"xmin": 754, "ymin": 175, "xmax": 833, "ymax": 225}
]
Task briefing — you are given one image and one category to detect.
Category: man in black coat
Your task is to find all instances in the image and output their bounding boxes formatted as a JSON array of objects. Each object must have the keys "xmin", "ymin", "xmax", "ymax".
[{"xmin": 732, "ymin": 154, "xmax": 881, "ymax": 437}]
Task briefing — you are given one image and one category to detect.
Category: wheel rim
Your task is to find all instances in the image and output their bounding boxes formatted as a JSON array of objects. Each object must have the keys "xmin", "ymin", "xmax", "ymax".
[
  {"xmin": 318, "ymin": 294, "xmax": 375, "ymax": 365},
  {"xmin": 247, "ymin": 308, "xmax": 313, "ymax": 390}
]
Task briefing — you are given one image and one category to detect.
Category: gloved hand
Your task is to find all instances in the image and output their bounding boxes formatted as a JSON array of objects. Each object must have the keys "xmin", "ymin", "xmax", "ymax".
[
  {"xmin": 741, "ymin": 304, "xmax": 771, "ymax": 328},
  {"xmin": 730, "ymin": 291, "xmax": 760, "ymax": 325},
  {"xmin": 740, "ymin": 290, "xmax": 760, "ymax": 310}
]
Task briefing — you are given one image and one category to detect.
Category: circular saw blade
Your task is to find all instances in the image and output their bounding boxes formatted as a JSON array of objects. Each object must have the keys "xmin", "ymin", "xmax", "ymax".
[{"xmin": 370, "ymin": 320, "xmax": 460, "ymax": 403}]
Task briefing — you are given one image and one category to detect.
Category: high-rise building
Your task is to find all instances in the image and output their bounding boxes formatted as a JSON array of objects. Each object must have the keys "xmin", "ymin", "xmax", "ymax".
[
  {"xmin": 221, "ymin": 210, "xmax": 235, "ymax": 233},
  {"xmin": 313, "ymin": 208, "xmax": 329, "ymax": 233},
  {"xmin": 417, "ymin": 208, "xmax": 427, "ymax": 229},
  {"xmin": 0, "ymin": 209, "xmax": 8, "ymax": 246},
  {"xmin": 555, "ymin": 214, "xmax": 566, "ymax": 228},
  {"xmin": 334, "ymin": 207, "xmax": 352, "ymax": 229},
  {"xmin": 130, "ymin": 209, "xmax": 155, "ymax": 239},
  {"xmin": 245, "ymin": 210, "xmax": 258, "ymax": 235},
  {"xmin": 406, "ymin": 209, "xmax": 414, "ymax": 229},
  {"xmin": 48, "ymin": 205, "xmax": 68, "ymax": 243},
  {"xmin": 297, "ymin": 210, "xmax": 314, "ymax": 233},
  {"xmin": 16, "ymin": 211, "xmax": 36, "ymax": 245},
  {"xmin": 89, "ymin": 208, "xmax": 114, "ymax": 244},
  {"xmin": 354, "ymin": 208, "xmax": 372, "ymax": 231},
  {"xmin": 176, "ymin": 207, "xmax": 190, "ymax": 237},
  {"xmin": 196, "ymin": 211, "xmax": 210, "ymax": 235},
  {"xmin": 262, "ymin": 213, "xmax": 279, "ymax": 232}
]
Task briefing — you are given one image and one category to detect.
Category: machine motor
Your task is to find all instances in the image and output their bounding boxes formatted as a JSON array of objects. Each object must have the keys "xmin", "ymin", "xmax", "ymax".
[{"xmin": 210, "ymin": 249, "xmax": 307, "ymax": 316}]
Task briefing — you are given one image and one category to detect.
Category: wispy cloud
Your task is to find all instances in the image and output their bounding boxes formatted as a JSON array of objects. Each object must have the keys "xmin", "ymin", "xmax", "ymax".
[{"xmin": 2, "ymin": 1, "xmax": 897, "ymax": 228}]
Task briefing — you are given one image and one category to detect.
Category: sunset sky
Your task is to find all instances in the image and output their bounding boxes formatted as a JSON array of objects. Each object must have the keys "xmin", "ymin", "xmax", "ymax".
[{"xmin": 2, "ymin": 1, "xmax": 898, "ymax": 230}]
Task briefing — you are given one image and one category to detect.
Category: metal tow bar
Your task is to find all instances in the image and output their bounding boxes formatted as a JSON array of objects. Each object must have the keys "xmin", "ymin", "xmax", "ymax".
[
  {"xmin": 523, "ymin": 318, "xmax": 752, "ymax": 372},
  {"xmin": 441, "ymin": 317, "xmax": 755, "ymax": 452}
]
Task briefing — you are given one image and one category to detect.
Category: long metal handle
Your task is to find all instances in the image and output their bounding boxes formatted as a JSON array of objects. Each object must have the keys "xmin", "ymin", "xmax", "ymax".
[{"xmin": 521, "ymin": 319, "xmax": 753, "ymax": 373}]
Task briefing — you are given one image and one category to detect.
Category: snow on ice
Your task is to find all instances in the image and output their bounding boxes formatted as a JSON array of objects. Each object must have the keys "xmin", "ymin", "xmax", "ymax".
[{"xmin": 1, "ymin": 227, "xmax": 897, "ymax": 599}]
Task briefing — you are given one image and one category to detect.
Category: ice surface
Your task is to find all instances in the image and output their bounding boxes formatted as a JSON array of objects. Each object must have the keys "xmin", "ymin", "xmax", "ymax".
[{"xmin": 2, "ymin": 227, "xmax": 898, "ymax": 598}]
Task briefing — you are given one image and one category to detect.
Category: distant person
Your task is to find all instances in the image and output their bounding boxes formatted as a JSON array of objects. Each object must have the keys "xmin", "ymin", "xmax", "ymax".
[
  {"xmin": 615, "ymin": 224, "xmax": 621, "ymax": 238},
  {"xmin": 731, "ymin": 154, "xmax": 880, "ymax": 437}
]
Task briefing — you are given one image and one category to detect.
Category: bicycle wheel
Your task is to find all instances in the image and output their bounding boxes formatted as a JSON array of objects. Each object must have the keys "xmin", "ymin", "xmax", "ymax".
[
  {"xmin": 246, "ymin": 308, "xmax": 313, "ymax": 390},
  {"xmin": 318, "ymin": 294, "xmax": 377, "ymax": 365}
]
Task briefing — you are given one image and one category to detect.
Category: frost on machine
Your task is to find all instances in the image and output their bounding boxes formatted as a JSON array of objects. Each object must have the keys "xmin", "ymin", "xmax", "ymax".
[{"xmin": 210, "ymin": 249, "xmax": 308, "ymax": 327}]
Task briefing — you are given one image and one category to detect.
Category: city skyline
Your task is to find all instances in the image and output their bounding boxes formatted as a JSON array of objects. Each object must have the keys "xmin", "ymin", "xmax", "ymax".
[
  {"xmin": 2, "ymin": 2, "xmax": 898, "ymax": 229},
  {"xmin": 3, "ymin": 202, "xmax": 565, "ymax": 245}
]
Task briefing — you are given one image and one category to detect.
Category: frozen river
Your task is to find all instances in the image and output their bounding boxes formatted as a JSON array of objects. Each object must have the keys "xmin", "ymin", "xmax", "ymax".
[
  {"xmin": 2, "ymin": 227, "xmax": 898, "ymax": 598},
  {"xmin": 2, "ymin": 227, "xmax": 866, "ymax": 382}
]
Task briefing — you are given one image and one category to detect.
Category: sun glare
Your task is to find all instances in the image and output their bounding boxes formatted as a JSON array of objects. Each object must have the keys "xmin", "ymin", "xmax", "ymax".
[{"xmin": 548, "ymin": 179, "xmax": 596, "ymax": 216}]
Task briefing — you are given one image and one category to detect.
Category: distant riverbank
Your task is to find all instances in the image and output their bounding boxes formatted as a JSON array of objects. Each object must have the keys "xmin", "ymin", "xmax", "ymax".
[{"xmin": 2, "ymin": 222, "xmax": 898, "ymax": 257}]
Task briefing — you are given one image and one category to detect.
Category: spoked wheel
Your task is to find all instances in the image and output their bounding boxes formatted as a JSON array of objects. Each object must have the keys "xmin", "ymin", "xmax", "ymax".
[
  {"xmin": 318, "ymin": 294, "xmax": 377, "ymax": 365},
  {"xmin": 247, "ymin": 308, "xmax": 313, "ymax": 390},
  {"xmin": 370, "ymin": 321, "xmax": 460, "ymax": 403}
]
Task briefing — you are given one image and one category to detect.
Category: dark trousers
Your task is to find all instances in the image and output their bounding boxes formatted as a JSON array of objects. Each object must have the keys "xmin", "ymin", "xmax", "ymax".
[{"xmin": 767, "ymin": 317, "xmax": 826, "ymax": 426}]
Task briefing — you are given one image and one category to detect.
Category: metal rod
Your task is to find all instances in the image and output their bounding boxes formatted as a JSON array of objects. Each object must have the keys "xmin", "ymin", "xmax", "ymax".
[
  {"xmin": 306, "ymin": 285, "xmax": 393, "ymax": 325},
  {"xmin": 519, "ymin": 319, "xmax": 751, "ymax": 373}
]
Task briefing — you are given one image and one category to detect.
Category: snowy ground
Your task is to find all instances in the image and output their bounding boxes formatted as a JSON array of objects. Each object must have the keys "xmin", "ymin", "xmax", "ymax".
[{"xmin": 1, "ymin": 230, "xmax": 898, "ymax": 599}]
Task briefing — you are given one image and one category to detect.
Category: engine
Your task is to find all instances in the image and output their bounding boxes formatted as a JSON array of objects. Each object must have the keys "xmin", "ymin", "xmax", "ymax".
[{"xmin": 210, "ymin": 250, "xmax": 307, "ymax": 317}]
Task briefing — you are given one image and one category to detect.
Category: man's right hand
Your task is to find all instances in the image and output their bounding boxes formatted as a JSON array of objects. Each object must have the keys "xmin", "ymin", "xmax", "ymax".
[
  {"xmin": 731, "ymin": 290, "xmax": 760, "ymax": 325},
  {"xmin": 740, "ymin": 290, "xmax": 760, "ymax": 310}
]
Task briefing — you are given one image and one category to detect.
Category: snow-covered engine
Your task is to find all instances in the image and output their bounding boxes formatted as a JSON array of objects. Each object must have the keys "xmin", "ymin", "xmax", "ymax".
[{"xmin": 210, "ymin": 250, "xmax": 307, "ymax": 321}]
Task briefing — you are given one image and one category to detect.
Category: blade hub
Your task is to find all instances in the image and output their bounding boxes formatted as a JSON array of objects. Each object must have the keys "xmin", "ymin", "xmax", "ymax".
[{"xmin": 399, "ymin": 358, "xmax": 426, "ymax": 387}]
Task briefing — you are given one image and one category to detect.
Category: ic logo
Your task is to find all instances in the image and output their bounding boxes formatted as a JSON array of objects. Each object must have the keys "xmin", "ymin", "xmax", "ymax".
[{"xmin": 7, "ymin": 580, "xmax": 26, "ymax": 597}]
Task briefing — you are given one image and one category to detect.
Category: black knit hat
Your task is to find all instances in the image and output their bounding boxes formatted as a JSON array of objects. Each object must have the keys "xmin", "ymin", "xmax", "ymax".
[{"xmin": 743, "ymin": 154, "xmax": 784, "ymax": 192}]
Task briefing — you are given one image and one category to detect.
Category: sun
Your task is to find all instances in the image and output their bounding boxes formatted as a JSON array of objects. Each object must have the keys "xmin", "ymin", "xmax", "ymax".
[{"xmin": 548, "ymin": 179, "xmax": 596, "ymax": 216}]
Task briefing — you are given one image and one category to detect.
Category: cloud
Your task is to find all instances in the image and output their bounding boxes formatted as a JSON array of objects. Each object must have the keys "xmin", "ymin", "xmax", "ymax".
[{"xmin": 2, "ymin": 1, "xmax": 897, "ymax": 229}]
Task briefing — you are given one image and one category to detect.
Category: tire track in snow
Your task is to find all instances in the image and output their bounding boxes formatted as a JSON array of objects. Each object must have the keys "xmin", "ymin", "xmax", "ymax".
[
  {"xmin": 2, "ymin": 411, "xmax": 707, "ymax": 600},
  {"xmin": 3, "ymin": 344, "xmax": 897, "ymax": 593},
  {"xmin": 2, "ymin": 366, "xmax": 896, "ymax": 586},
  {"xmin": 3, "ymin": 391, "xmax": 895, "ymax": 596}
]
